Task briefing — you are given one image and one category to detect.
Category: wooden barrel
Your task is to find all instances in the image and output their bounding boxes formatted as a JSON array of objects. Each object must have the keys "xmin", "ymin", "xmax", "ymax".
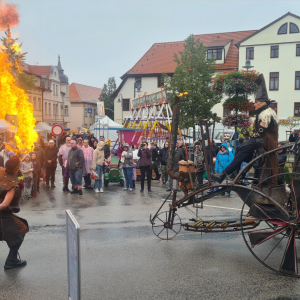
[{"xmin": 178, "ymin": 160, "xmax": 195, "ymax": 191}]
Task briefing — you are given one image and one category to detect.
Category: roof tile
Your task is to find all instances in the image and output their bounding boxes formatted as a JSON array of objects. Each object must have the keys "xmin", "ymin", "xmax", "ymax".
[
  {"xmin": 126, "ymin": 30, "xmax": 257, "ymax": 76},
  {"xmin": 69, "ymin": 83, "xmax": 102, "ymax": 104}
]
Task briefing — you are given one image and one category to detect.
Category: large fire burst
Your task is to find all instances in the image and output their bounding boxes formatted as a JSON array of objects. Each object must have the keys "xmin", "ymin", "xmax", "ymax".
[
  {"xmin": 0, "ymin": 1, "xmax": 38, "ymax": 152},
  {"xmin": 0, "ymin": 51, "xmax": 38, "ymax": 151}
]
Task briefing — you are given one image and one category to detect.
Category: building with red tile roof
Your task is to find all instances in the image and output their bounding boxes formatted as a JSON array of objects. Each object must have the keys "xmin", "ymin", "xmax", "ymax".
[
  {"xmin": 69, "ymin": 83, "xmax": 102, "ymax": 130},
  {"xmin": 112, "ymin": 29, "xmax": 257, "ymax": 124}
]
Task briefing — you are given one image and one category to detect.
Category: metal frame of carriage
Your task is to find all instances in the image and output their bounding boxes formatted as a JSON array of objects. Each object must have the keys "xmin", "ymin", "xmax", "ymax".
[{"xmin": 149, "ymin": 98, "xmax": 300, "ymax": 277}]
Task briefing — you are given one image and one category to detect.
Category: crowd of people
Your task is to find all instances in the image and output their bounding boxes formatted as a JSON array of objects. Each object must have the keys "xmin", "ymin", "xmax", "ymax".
[
  {"xmin": 0, "ymin": 133, "xmax": 113, "ymax": 197},
  {"xmin": 0, "ymin": 127, "xmax": 290, "ymax": 199}
]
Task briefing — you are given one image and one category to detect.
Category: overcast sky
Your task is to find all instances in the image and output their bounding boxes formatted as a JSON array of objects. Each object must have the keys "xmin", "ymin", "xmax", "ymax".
[{"xmin": 5, "ymin": 0, "xmax": 300, "ymax": 89}]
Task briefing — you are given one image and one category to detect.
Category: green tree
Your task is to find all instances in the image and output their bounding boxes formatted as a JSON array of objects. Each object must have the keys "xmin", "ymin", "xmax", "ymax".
[
  {"xmin": 163, "ymin": 34, "xmax": 222, "ymax": 128},
  {"xmin": 1, "ymin": 29, "xmax": 37, "ymax": 93},
  {"xmin": 99, "ymin": 77, "xmax": 117, "ymax": 120},
  {"xmin": 279, "ymin": 116, "xmax": 300, "ymax": 131}
]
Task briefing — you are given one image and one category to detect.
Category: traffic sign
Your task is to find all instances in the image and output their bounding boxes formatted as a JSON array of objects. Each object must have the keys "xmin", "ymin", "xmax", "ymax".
[
  {"xmin": 87, "ymin": 108, "xmax": 92, "ymax": 114},
  {"xmin": 52, "ymin": 124, "xmax": 64, "ymax": 136}
]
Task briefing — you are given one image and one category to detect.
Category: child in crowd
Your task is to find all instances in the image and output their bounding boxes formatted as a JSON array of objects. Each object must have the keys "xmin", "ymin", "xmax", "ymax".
[
  {"xmin": 31, "ymin": 152, "xmax": 41, "ymax": 197},
  {"xmin": 8, "ymin": 151, "xmax": 15, "ymax": 159},
  {"xmin": 132, "ymin": 162, "xmax": 136, "ymax": 189},
  {"xmin": 21, "ymin": 154, "xmax": 34, "ymax": 198}
]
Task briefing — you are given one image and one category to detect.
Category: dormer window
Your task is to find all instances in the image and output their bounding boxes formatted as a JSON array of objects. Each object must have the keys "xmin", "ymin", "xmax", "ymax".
[
  {"xmin": 290, "ymin": 22, "xmax": 299, "ymax": 34},
  {"xmin": 207, "ymin": 49, "xmax": 222, "ymax": 60},
  {"xmin": 278, "ymin": 23, "xmax": 287, "ymax": 35}
]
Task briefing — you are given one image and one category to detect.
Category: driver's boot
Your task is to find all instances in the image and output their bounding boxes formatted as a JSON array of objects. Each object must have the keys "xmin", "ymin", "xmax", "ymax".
[
  {"xmin": 211, "ymin": 172, "xmax": 226, "ymax": 184},
  {"xmin": 4, "ymin": 243, "xmax": 27, "ymax": 270}
]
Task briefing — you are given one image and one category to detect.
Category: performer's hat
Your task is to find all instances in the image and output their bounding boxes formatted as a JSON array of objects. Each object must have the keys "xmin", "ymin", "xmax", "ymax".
[
  {"xmin": 255, "ymin": 74, "xmax": 269, "ymax": 102},
  {"xmin": 6, "ymin": 156, "xmax": 21, "ymax": 174}
]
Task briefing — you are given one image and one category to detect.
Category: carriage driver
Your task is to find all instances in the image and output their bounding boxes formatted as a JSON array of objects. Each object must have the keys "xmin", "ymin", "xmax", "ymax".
[{"xmin": 212, "ymin": 74, "xmax": 280, "ymax": 186}]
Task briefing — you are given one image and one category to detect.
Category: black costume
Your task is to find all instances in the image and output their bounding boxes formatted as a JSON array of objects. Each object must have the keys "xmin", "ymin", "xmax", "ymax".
[
  {"xmin": 212, "ymin": 74, "xmax": 279, "ymax": 185},
  {"xmin": 0, "ymin": 166, "xmax": 28, "ymax": 269}
]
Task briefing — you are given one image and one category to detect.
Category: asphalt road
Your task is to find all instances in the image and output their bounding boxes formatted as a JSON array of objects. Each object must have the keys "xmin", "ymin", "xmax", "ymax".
[{"xmin": 1, "ymin": 173, "xmax": 300, "ymax": 300}]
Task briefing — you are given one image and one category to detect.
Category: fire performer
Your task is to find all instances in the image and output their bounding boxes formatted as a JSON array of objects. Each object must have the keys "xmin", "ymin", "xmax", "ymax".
[
  {"xmin": 212, "ymin": 74, "xmax": 279, "ymax": 185},
  {"xmin": 0, "ymin": 156, "xmax": 28, "ymax": 269}
]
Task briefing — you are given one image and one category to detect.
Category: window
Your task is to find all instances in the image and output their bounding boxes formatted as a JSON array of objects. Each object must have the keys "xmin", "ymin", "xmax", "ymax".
[
  {"xmin": 38, "ymin": 98, "xmax": 41, "ymax": 110},
  {"xmin": 270, "ymin": 102, "xmax": 278, "ymax": 114},
  {"xmin": 271, "ymin": 45, "xmax": 279, "ymax": 58},
  {"xmin": 207, "ymin": 49, "xmax": 222, "ymax": 60},
  {"xmin": 61, "ymin": 105, "xmax": 63, "ymax": 116},
  {"xmin": 45, "ymin": 102, "xmax": 47, "ymax": 115},
  {"xmin": 297, "ymin": 44, "xmax": 300, "ymax": 56},
  {"xmin": 290, "ymin": 22, "xmax": 299, "ymax": 34},
  {"xmin": 48, "ymin": 103, "xmax": 51, "ymax": 115},
  {"xmin": 64, "ymin": 105, "xmax": 69, "ymax": 116},
  {"xmin": 122, "ymin": 99, "xmax": 130, "ymax": 111},
  {"xmin": 57, "ymin": 85, "xmax": 59, "ymax": 95},
  {"xmin": 223, "ymin": 107, "xmax": 231, "ymax": 117},
  {"xmin": 157, "ymin": 76, "xmax": 164, "ymax": 88},
  {"xmin": 33, "ymin": 97, "xmax": 36, "ymax": 109},
  {"xmin": 246, "ymin": 47, "xmax": 254, "ymax": 60},
  {"xmin": 56, "ymin": 104, "xmax": 59, "ymax": 115},
  {"xmin": 296, "ymin": 71, "xmax": 300, "ymax": 90},
  {"xmin": 135, "ymin": 77, "xmax": 142, "ymax": 89},
  {"xmin": 295, "ymin": 103, "xmax": 300, "ymax": 117},
  {"xmin": 278, "ymin": 23, "xmax": 287, "ymax": 35},
  {"xmin": 270, "ymin": 72, "xmax": 279, "ymax": 90},
  {"xmin": 94, "ymin": 108, "xmax": 96, "ymax": 116},
  {"xmin": 85, "ymin": 108, "xmax": 87, "ymax": 117}
]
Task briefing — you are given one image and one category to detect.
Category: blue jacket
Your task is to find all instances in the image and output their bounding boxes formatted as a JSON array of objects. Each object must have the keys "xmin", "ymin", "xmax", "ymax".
[{"xmin": 215, "ymin": 143, "xmax": 234, "ymax": 173}]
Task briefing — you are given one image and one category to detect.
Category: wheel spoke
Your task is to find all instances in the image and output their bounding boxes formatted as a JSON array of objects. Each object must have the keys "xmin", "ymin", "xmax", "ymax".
[
  {"xmin": 171, "ymin": 228, "xmax": 177, "ymax": 234},
  {"xmin": 157, "ymin": 216, "xmax": 165, "ymax": 224},
  {"xmin": 263, "ymin": 235, "xmax": 285, "ymax": 263},
  {"xmin": 152, "ymin": 224, "xmax": 165, "ymax": 228},
  {"xmin": 249, "ymin": 226, "xmax": 287, "ymax": 248},
  {"xmin": 157, "ymin": 227, "xmax": 165, "ymax": 237}
]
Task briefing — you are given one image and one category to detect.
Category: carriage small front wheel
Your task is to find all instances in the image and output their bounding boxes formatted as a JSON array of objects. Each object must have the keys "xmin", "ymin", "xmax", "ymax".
[{"xmin": 152, "ymin": 211, "xmax": 181, "ymax": 240}]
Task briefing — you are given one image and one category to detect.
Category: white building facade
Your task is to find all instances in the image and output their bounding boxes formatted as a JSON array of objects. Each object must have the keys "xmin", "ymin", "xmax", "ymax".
[
  {"xmin": 25, "ymin": 56, "xmax": 71, "ymax": 128},
  {"xmin": 237, "ymin": 12, "xmax": 300, "ymax": 140}
]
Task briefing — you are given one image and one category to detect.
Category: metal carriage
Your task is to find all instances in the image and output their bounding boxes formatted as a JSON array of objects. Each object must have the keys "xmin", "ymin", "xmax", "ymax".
[{"xmin": 150, "ymin": 100, "xmax": 300, "ymax": 277}]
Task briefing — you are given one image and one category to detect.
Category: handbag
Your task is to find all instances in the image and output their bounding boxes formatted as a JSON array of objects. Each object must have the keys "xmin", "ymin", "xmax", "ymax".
[
  {"xmin": 136, "ymin": 158, "xmax": 141, "ymax": 169},
  {"xmin": 150, "ymin": 161, "xmax": 158, "ymax": 170},
  {"xmin": 150, "ymin": 151, "xmax": 158, "ymax": 170},
  {"xmin": 39, "ymin": 168, "xmax": 45, "ymax": 179}
]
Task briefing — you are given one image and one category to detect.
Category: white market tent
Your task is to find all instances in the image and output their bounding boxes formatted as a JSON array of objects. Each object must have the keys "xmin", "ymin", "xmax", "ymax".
[
  {"xmin": 34, "ymin": 122, "xmax": 52, "ymax": 132},
  {"xmin": 90, "ymin": 116, "xmax": 122, "ymax": 142},
  {"xmin": 0, "ymin": 119, "xmax": 14, "ymax": 132},
  {"xmin": 34, "ymin": 122, "xmax": 52, "ymax": 139}
]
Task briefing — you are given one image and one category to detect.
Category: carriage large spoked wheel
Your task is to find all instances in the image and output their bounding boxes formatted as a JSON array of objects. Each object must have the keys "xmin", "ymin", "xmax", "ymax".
[
  {"xmin": 240, "ymin": 185, "xmax": 300, "ymax": 277},
  {"xmin": 152, "ymin": 211, "xmax": 181, "ymax": 240}
]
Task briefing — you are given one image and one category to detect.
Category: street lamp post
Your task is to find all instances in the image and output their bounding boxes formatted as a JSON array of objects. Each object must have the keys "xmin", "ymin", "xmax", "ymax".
[{"xmin": 118, "ymin": 94, "xmax": 123, "ymax": 125}]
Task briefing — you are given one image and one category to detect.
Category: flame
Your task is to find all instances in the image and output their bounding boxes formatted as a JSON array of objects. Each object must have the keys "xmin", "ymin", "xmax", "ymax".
[
  {"xmin": 0, "ymin": 50, "xmax": 38, "ymax": 153},
  {"xmin": 12, "ymin": 42, "xmax": 21, "ymax": 53}
]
